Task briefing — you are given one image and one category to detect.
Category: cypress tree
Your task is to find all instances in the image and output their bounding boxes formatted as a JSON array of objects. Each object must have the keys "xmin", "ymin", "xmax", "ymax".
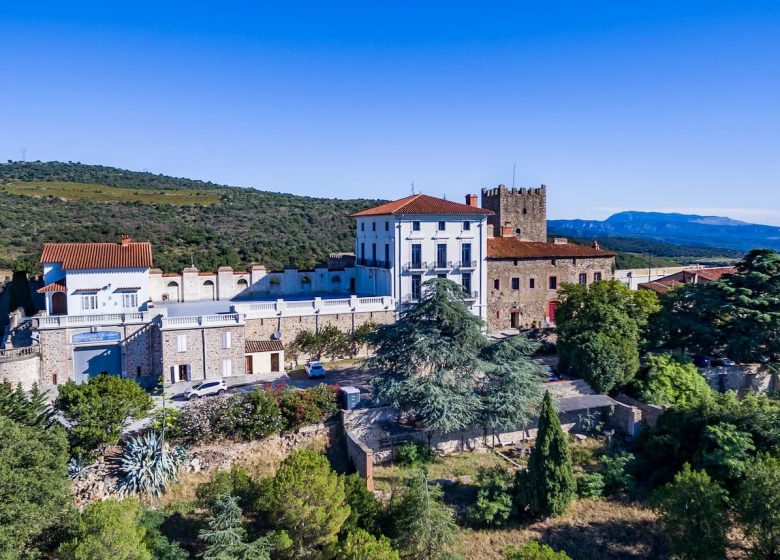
[{"xmin": 525, "ymin": 391, "xmax": 575, "ymax": 518}]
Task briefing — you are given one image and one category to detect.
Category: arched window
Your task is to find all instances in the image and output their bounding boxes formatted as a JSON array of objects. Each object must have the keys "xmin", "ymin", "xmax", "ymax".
[
  {"xmin": 167, "ymin": 281, "xmax": 179, "ymax": 288},
  {"xmin": 237, "ymin": 278, "xmax": 248, "ymax": 288},
  {"xmin": 203, "ymin": 280, "xmax": 216, "ymax": 300},
  {"xmin": 331, "ymin": 275, "xmax": 341, "ymax": 283},
  {"xmin": 165, "ymin": 281, "xmax": 180, "ymax": 302}
]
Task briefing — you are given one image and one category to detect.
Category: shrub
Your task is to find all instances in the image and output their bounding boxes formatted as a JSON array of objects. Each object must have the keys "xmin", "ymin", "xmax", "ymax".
[
  {"xmin": 736, "ymin": 454, "xmax": 780, "ymax": 559},
  {"xmin": 337, "ymin": 529, "xmax": 399, "ymax": 560},
  {"xmin": 637, "ymin": 353, "xmax": 713, "ymax": 407},
  {"xmin": 600, "ymin": 452, "xmax": 635, "ymax": 495},
  {"xmin": 569, "ymin": 445, "xmax": 595, "ymax": 468},
  {"xmin": 469, "ymin": 466, "xmax": 515, "ymax": 527},
  {"xmin": 151, "ymin": 407, "xmax": 185, "ymax": 440},
  {"xmin": 59, "ymin": 498, "xmax": 151, "ymax": 560},
  {"xmin": 342, "ymin": 473, "xmax": 382, "ymax": 536},
  {"xmin": 574, "ymin": 472, "xmax": 604, "ymax": 499},
  {"xmin": 196, "ymin": 466, "xmax": 261, "ymax": 511},
  {"xmin": 55, "ymin": 373, "xmax": 153, "ymax": 458},
  {"xmin": 396, "ymin": 442, "xmax": 434, "ymax": 468},
  {"xmin": 212, "ymin": 390, "xmax": 283, "ymax": 440},
  {"xmin": 117, "ymin": 431, "xmax": 187, "ymax": 497},
  {"xmin": 504, "ymin": 541, "xmax": 572, "ymax": 560},
  {"xmin": 652, "ymin": 464, "xmax": 729, "ymax": 560}
]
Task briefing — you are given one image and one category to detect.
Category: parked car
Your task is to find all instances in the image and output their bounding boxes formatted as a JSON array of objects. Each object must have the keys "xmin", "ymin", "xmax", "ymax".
[
  {"xmin": 712, "ymin": 357, "xmax": 737, "ymax": 367},
  {"xmin": 184, "ymin": 380, "xmax": 227, "ymax": 400},
  {"xmin": 693, "ymin": 355, "xmax": 712, "ymax": 368},
  {"xmin": 305, "ymin": 360, "xmax": 326, "ymax": 378}
]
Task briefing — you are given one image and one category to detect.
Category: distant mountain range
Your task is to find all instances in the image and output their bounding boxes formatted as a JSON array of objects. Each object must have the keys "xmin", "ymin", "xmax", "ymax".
[{"xmin": 549, "ymin": 211, "xmax": 780, "ymax": 252}]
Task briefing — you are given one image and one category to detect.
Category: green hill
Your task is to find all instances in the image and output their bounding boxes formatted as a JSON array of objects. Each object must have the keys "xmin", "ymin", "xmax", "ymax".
[{"xmin": 0, "ymin": 161, "xmax": 380, "ymax": 272}]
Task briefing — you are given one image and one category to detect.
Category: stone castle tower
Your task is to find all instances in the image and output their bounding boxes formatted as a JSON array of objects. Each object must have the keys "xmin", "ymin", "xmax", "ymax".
[{"xmin": 481, "ymin": 184, "xmax": 547, "ymax": 242}]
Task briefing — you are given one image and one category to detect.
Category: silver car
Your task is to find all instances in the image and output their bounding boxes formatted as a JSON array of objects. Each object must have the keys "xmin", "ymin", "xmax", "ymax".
[{"xmin": 184, "ymin": 380, "xmax": 227, "ymax": 399}]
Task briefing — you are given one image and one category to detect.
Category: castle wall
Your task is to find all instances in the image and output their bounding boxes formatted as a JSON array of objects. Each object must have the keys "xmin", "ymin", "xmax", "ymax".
[{"xmin": 481, "ymin": 185, "xmax": 547, "ymax": 242}]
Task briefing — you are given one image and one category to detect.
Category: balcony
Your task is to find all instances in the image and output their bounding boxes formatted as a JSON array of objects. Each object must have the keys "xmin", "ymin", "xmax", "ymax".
[
  {"xmin": 432, "ymin": 260, "xmax": 453, "ymax": 271},
  {"xmin": 456, "ymin": 260, "xmax": 477, "ymax": 270},
  {"xmin": 402, "ymin": 261, "xmax": 427, "ymax": 273},
  {"xmin": 160, "ymin": 313, "xmax": 244, "ymax": 330},
  {"xmin": 0, "ymin": 345, "xmax": 40, "ymax": 362},
  {"xmin": 232, "ymin": 295, "xmax": 394, "ymax": 319},
  {"xmin": 356, "ymin": 258, "xmax": 391, "ymax": 269},
  {"xmin": 402, "ymin": 294, "xmax": 421, "ymax": 304},
  {"xmin": 464, "ymin": 290, "xmax": 479, "ymax": 301},
  {"xmin": 34, "ymin": 312, "xmax": 152, "ymax": 329}
]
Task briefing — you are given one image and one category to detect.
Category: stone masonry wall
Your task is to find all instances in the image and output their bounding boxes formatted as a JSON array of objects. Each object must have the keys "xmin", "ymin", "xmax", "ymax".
[
  {"xmin": 0, "ymin": 353, "xmax": 41, "ymax": 389},
  {"xmin": 39, "ymin": 328, "xmax": 68, "ymax": 385},
  {"xmin": 160, "ymin": 325, "xmax": 245, "ymax": 384},
  {"xmin": 481, "ymin": 185, "xmax": 547, "ymax": 242},
  {"xmin": 486, "ymin": 256, "xmax": 614, "ymax": 332}
]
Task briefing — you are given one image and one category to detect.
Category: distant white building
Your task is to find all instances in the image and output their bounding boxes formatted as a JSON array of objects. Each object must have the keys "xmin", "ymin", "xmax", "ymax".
[{"xmin": 351, "ymin": 193, "xmax": 492, "ymax": 322}]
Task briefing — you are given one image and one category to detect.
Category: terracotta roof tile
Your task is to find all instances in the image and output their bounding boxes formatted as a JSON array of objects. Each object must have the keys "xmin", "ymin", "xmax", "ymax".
[
  {"xmin": 37, "ymin": 279, "xmax": 67, "ymax": 293},
  {"xmin": 487, "ymin": 237, "xmax": 616, "ymax": 259},
  {"xmin": 639, "ymin": 266, "xmax": 737, "ymax": 294},
  {"xmin": 351, "ymin": 194, "xmax": 493, "ymax": 217},
  {"xmin": 40, "ymin": 240, "xmax": 153, "ymax": 270},
  {"xmin": 245, "ymin": 340, "xmax": 284, "ymax": 353}
]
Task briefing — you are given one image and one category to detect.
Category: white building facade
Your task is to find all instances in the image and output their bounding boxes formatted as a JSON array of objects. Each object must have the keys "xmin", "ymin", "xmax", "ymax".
[{"xmin": 352, "ymin": 193, "xmax": 492, "ymax": 322}]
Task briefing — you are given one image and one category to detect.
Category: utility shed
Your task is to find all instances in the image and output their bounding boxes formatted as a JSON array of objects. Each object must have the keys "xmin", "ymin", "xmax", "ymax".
[{"xmin": 244, "ymin": 339, "xmax": 284, "ymax": 375}]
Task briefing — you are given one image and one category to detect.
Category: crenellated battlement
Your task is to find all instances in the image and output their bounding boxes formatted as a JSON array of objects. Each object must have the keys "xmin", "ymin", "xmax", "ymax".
[{"xmin": 481, "ymin": 183, "xmax": 548, "ymax": 242}]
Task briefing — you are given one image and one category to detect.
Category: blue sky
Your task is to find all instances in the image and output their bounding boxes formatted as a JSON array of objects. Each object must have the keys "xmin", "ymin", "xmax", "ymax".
[{"xmin": 1, "ymin": 2, "xmax": 779, "ymax": 224}]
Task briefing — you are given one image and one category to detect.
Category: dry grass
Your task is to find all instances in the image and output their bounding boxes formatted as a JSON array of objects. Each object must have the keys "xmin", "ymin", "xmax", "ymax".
[
  {"xmin": 460, "ymin": 499, "xmax": 670, "ymax": 560},
  {"xmin": 1, "ymin": 181, "xmax": 222, "ymax": 206}
]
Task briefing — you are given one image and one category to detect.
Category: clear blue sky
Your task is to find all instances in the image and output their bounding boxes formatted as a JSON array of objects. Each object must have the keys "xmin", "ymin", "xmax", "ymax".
[{"xmin": 2, "ymin": 2, "xmax": 779, "ymax": 224}]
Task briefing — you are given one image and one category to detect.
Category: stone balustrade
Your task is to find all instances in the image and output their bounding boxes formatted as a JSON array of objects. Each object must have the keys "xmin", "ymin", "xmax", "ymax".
[
  {"xmin": 159, "ymin": 313, "xmax": 244, "ymax": 330},
  {"xmin": 0, "ymin": 345, "xmax": 40, "ymax": 362},
  {"xmin": 232, "ymin": 295, "xmax": 394, "ymax": 319},
  {"xmin": 34, "ymin": 312, "xmax": 151, "ymax": 329}
]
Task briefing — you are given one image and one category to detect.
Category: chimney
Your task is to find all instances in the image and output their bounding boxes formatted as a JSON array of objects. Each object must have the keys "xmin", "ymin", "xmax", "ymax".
[
  {"xmin": 592, "ymin": 240, "xmax": 600, "ymax": 250},
  {"xmin": 501, "ymin": 221, "xmax": 513, "ymax": 237},
  {"xmin": 121, "ymin": 234, "xmax": 131, "ymax": 247},
  {"xmin": 465, "ymin": 193, "xmax": 479, "ymax": 208}
]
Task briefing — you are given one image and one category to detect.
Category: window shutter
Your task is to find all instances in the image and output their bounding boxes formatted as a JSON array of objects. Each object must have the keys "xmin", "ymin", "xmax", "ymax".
[
  {"xmin": 170, "ymin": 366, "xmax": 176, "ymax": 385},
  {"xmin": 223, "ymin": 331, "xmax": 231, "ymax": 349},
  {"xmin": 186, "ymin": 364, "xmax": 192, "ymax": 381},
  {"xmin": 178, "ymin": 335, "xmax": 187, "ymax": 352}
]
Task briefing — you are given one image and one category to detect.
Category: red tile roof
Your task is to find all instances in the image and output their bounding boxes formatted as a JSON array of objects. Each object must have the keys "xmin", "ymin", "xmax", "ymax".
[
  {"xmin": 40, "ymin": 240, "xmax": 153, "ymax": 270},
  {"xmin": 245, "ymin": 340, "xmax": 284, "ymax": 353},
  {"xmin": 639, "ymin": 266, "xmax": 737, "ymax": 294},
  {"xmin": 487, "ymin": 237, "xmax": 616, "ymax": 259},
  {"xmin": 351, "ymin": 194, "xmax": 493, "ymax": 217},
  {"xmin": 37, "ymin": 279, "xmax": 67, "ymax": 293}
]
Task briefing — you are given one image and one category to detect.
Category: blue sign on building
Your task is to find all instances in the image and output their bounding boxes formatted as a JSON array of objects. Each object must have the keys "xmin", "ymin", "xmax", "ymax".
[{"xmin": 72, "ymin": 331, "xmax": 122, "ymax": 344}]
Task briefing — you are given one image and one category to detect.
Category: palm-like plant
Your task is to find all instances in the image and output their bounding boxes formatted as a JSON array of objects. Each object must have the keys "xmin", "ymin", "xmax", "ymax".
[
  {"xmin": 67, "ymin": 456, "xmax": 93, "ymax": 480},
  {"xmin": 117, "ymin": 431, "xmax": 188, "ymax": 496}
]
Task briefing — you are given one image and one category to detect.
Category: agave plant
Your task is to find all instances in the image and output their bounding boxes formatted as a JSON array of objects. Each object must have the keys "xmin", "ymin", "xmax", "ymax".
[
  {"xmin": 67, "ymin": 456, "xmax": 92, "ymax": 480},
  {"xmin": 117, "ymin": 431, "xmax": 188, "ymax": 496}
]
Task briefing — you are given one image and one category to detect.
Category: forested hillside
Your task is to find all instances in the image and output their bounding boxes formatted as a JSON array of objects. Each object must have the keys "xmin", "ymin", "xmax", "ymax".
[{"xmin": 0, "ymin": 161, "xmax": 380, "ymax": 272}]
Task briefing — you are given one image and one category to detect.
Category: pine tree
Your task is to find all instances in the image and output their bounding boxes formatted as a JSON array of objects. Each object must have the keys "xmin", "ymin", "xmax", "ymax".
[
  {"xmin": 369, "ymin": 278, "xmax": 542, "ymax": 445},
  {"xmin": 524, "ymin": 391, "xmax": 575, "ymax": 518},
  {"xmin": 392, "ymin": 470, "xmax": 458, "ymax": 560},
  {"xmin": 198, "ymin": 493, "xmax": 272, "ymax": 560}
]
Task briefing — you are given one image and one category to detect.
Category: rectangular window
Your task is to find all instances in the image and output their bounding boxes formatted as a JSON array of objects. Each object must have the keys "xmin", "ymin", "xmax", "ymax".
[
  {"xmin": 372, "ymin": 222, "xmax": 376, "ymax": 231},
  {"xmin": 511, "ymin": 277, "xmax": 520, "ymax": 290},
  {"xmin": 385, "ymin": 221, "xmax": 389, "ymax": 231},
  {"xmin": 411, "ymin": 275, "xmax": 422, "ymax": 301},
  {"xmin": 594, "ymin": 272, "xmax": 602, "ymax": 282},
  {"xmin": 384, "ymin": 243, "xmax": 390, "ymax": 266},
  {"xmin": 360, "ymin": 242, "xmax": 365, "ymax": 259},
  {"xmin": 436, "ymin": 244, "xmax": 447, "ymax": 268},
  {"xmin": 529, "ymin": 278, "xmax": 536, "ymax": 289},
  {"xmin": 361, "ymin": 222, "xmax": 364, "ymax": 231},
  {"xmin": 578, "ymin": 273, "xmax": 587, "ymax": 285},
  {"xmin": 463, "ymin": 221, "xmax": 471, "ymax": 231},
  {"xmin": 222, "ymin": 331, "xmax": 231, "ymax": 349},
  {"xmin": 461, "ymin": 243, "xmax": 471, "ymax": 266},
  {"xmin": 177, "ymin": 335, "xmax": 187, "ymax": 353},
  {"xmin": 80, "ymin": 294, "xmax": 98, "ymax": 311},
  {"xmin": 438, "ymin": 221, "xmax": 446, "ymax": 231},
  {"xmin": 437, "ymin": 273, "xmax": 447, "ymax": 279},
  {"xmin": 411, "ymin": 244, "xmax": 422, "ymax": 268},
  {"xmin": 222, "ymin": 359, "xmax": 232, "ymax": 377},
  {"xmin": 372, "ymin": 243, "xmax": 377, "ymax": 263},
  {"xmin": 494, "ymin": 279, "xmax": 500, "ymax": 290},
  {"xmin": 549, "ymin": 276, "xmax": 558, "ymax": 290},
  {"xmin": 122, "ymin": 293, "xmax": 137, "ymax": 308},
  {"xmin": 461, "ymin": 272, "xmax": 472, "ymax": 295},
  {"xmin": 412, "ymin": 221, "xmax": 421, "ymax": 231}
]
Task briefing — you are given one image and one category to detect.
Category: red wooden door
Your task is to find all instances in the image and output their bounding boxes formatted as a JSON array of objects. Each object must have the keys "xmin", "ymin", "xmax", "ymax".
[{"xmin": 548, "ymin": 301, "xmax": 558, "ymax": 323}]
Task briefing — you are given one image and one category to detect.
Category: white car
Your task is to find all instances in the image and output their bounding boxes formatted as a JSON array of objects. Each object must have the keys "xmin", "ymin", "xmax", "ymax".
[
  {"xmin": 305, "ymin": 360, "xmax": 326, "ymax": 378},
  {"xmin": 184, "ymin": 380, "xmax": 227, "ymax": 400}
]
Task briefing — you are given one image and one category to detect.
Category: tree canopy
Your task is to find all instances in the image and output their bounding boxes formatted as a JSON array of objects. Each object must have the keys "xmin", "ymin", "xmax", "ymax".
[
  {"xmin": 369, "ymin": 278, "xmax": 543, "ymax": 442},
  {"xmin": 636, "ymin": 353, "xmax": 713, "ymax": 407},
  {"xmin": 556, "ymin": 279, "xmax": 660, "ymax": 393},
  {"xmin": 660, "ymin": 249, "xmax": 780, "ymax": 363}
]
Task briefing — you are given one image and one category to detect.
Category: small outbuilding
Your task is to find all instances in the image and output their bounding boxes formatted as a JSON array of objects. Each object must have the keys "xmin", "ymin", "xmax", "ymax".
[{"xmin": 244, "ymin": 340, "xmax": 284, "ymax": 375}]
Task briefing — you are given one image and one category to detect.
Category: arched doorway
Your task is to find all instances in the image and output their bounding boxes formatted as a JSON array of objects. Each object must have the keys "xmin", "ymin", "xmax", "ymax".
[{"xmin": 51, "ymin": 292, "xmax": 67, "ymax": 315}]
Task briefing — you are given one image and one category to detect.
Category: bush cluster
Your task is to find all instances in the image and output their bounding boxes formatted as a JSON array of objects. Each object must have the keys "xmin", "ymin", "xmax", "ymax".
[{"xmin": 171, "ymin": 384, "xmax": 339, "ymax": 443}]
